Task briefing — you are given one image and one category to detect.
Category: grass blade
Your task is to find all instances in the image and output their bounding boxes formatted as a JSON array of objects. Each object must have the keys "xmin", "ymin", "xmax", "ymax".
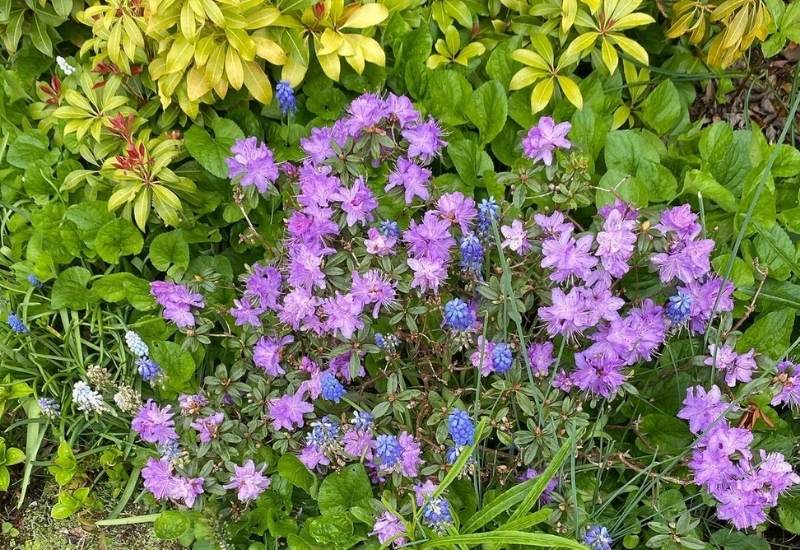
[{"xmin": 421, "ymin": 530, "xmax": 587, "ymax": 549}]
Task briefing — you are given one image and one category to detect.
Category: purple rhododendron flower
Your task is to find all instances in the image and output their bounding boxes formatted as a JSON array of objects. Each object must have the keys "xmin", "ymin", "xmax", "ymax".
[
  {"xmin": 527, "ymin": 342, "xmax": 555, "ymax": 377},
  {"xmin": 150, "ymin": 281, "xmax": 204, "ymax": 328},
  {"xmin": 678, "ymin": 385, "xmax": 732, "ymax": 434},
  {"xmin": 223, "ymin": 459, "xmax": 271, "ymax": 502},
  {"xmin": 364, "ymin": 227, "xmax": 397, "ymax": 256},
  {"xmin": 408, "ymin": 257, "xmax": 447, "ymax": 294},
  {"xmin": 541, "ymin": 232, "xmax": 597, "ymax": 282},
  {"xmin": 190, "ymin": 412, "xmax": 224, "ymax": 444},
  {"xmin": 522, "ymin": 117, "xmax": 571, "ymax": 165},
  {"xmin": 132, "ymin": 400, "xmax": 177, "ymax": 445},
  {"xmin": 386, "ymin": 157, "xmax": 431, "ymax": 204},
  {"xmin": 226, "ymin": 137, "xmax": 279, "ymax": 192},
  {"xmin": 501, "ymin": 220, "xmax": 531, "ymax": 254},
  {"xmin": 371, "ymin": 512, "xmax": 407, "ymax": 547},
  {"xmin": 434, "ymin": 192, "xmax": 477, "ymax": 234},
  {"xmin": 402, "ymin": 118, "xmax": 446, "ymax": 162},
  {"xmin": 269, "ymin": 392, "xmax": 313, "ymax": 431},
  {"xmin": 331, "ymin": 177, "xmax": 378, "ymax": 227},
  {"xmin": 253, "ymin": 335, "xmax": 294, "ymax": 376}
]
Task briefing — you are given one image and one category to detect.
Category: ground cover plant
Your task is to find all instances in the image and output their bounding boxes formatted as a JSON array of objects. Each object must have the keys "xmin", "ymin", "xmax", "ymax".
[{"xmin": 1, "ymin": 0, "xmax": 800, "ymax": 549}]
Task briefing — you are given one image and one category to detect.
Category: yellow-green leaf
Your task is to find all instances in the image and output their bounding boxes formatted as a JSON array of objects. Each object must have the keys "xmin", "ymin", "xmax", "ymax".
[
  {"xmin": 253, "ymin": 36, "xmax": 287, "ymax": 64},
  {"xmin": 509, "ymin": 67, "xmax": 545, "ymax": 90},
  {"xmin": 225, "ymin": 46, "xmax": 244, "ymax": 89},
  {"xmin": 317, "ymin": 52, "xmax": 341, "ymax": 81},
  {"xmin": 562, "ymin": 31, "xmax": 599, "ymax": 64},
  {"xmin": 600, "ymin": 38, "xmax": 619, "ymax": 73},
  {"xmin": 340, "ymin": 4, "xmax": 388, "ymax": 29},
  {"xmin": 165, "ymin": 36, "xmax": 194, "ymax": 75},
  {"xmin": 133, "ymin": 187, "xmax": 151, "ymax": 231},
  {"xmin": 511, "ymin": 49, "xmax": 549, "ymax": 70},
  {"xmin": 186, "ymin": 66, "xmax": 212, "ymax": 101},
  {"xmin": 454, "ymin": 42, "xmax": 485, "ymax": 65},
  {"xmin": 530, "ymin": 77, "xmax": 554, "ymax": 112},
  {"xmin": 608, "ymin": 34, "xmax": 649, "ymax": 65},
  {"xmin": 556, "ymin": 75, "xmax": 583, "ymax": 109},
  {"xmin": 613, "ymin": 12, "xmax": 655, "ymax": 31},
  {"xmin": 242, "ymin": 60, "xmax": 273, "ymax": 104}
]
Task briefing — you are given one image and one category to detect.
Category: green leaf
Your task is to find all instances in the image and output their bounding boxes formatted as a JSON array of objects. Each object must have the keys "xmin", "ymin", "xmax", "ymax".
[
  {"xmin": 485, "ymin": 36, "xmax": 522, "ymax": 89},
  {"xmin": 699, "ymin": 123, "xmax": 751, "ymax": 192},
  {"xmin": 570, "ymin": 105, "xmax": 612, "ymax": 163},
  {"xmin": 639, "ymin": 80, "xmax": 683, "ymax": 135},
  {"xmin": 7, "ymin": 132, "xmax": 49, "ymax": 169},
  {"xmin": 637, "ymin": 414, "xmax": 691, "ymax": 454},
  {"xmin": 307, "ymin": 509, "xmax": 354, "ymax": 546},
  {"xmin": 5, "ymin": 447, "xmax": 25, "ymax": 466},
  {"xmin": 0, "ymin": 467, "xmax": 9, "ymax": 492},
  {"xmin": 738, "ymin": 164, "xmax": 776, "ymax": 229},
  {"xmin": 185, "ymin": 124, "xmax": 235, "ymax": 179},
  {"xmin": 317, "ymin": 463, "xmax": 372, "ymax": 513},
  {"xmin": 736, "ymin": 309, "xmax": 795, "ymax": 358},
  {"xmin": 94, "ymin": 218, "xmax": 144, "ymax": 263},
  {"xmin": 447, "ymin": 139, "xmax": 494, "ymax": 187},
  {"xmin": 51, "ymin": 491, "xmax": 83, "ymax": 519},
  {"xmin": 604, "ymin": 130, "xmax": 660, "ymax": 174},
  {"xmin": 426, "ymin": 70, "xmax": 472, "ymax": 126},
  {"xmin": 305, "ymin": 86, "xmax": 347, "ymax": 121},
  {"xmin": 277, "ymin": 454, "xmax": 315, "ymax": 494},
  {"xmin": 466, "ymin": 80, "xmax": 508, "ymax": 144},
  {"xmin": 91, "ymin": 273, "xmax": 155, "ymax": 311},
  {"xmin": 710, "ymin": 529, "xmax": 770, "ymax": 550},
  {"xmin": 778, "ymin": 494, "xmax": 800, "ymax": 535},
  {"xmin": 47, "ymin": 441, "xmax": 77, "ymax": 486},
  {"xmin": 421, "ymin": 531, "xmax": 586, "ymax": 549},
  {"xmin": 772, "ymin": 144, "xmax": 800, "ymax": 178},
  {"xmin": 151, "ymin": 342, "xmax": 197, "ymax": 394},
  {"xmin": 754, "ymin": 224, "xmax": 797, "ymax": 280},
  {"xmin": 682, "ymin": 169, "xmax": 737, "ymax": 212},
  {"xmin": 65, "ymin": 201, "xmax": 114, "ymax": 249},
  {"xmin": 51, "ymin": 266, "xmax": 95, "ymax": 310},
  {"xmin": 154, "ymin": 511, "xmax": 191, "ymax": 540},
  {"xmin": 150, "ymin": 230, "xmax": 190, "ymax": 275}
]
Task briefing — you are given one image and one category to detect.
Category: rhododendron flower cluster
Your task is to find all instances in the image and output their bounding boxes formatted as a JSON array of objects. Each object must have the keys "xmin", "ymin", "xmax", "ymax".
[{"xmin": 124, "ymin": 95, "xmax": 793, "ymax": 544}]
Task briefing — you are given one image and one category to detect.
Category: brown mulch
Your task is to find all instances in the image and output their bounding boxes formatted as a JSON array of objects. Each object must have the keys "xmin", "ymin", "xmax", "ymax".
[{"xmin": 691, "ymin": 44, "xmax": 800, "ymax": 141}]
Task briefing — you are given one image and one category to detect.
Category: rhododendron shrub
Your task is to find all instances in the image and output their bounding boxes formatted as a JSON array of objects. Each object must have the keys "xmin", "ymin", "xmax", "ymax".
[{"xmin": 126, "ymin": 96, "xmax": 797, "ymax": 546}]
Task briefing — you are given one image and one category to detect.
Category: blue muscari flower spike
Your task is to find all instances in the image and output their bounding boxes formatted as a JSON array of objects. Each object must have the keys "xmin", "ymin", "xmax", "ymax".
[
  {"xmin": 492, "ymin": 342, "xmax": 513, "ymax": 374},
  {"xmin": 421, "ymin": 497, "xmax": 453, "ymax": 532},
  {"xmin": 476, "ymin": 197, "xmax": 500, "ymax": 236},
  {"xmin": 447, "ymin": 408, "xmax": 475, "ymax": 446},
  {"xmin": 443, "ymin": 299, "xmax": 475, "ymax": 331},
  {"xmin": 321, "ymin": 372, "xmax": 347, "ymax": 403},
  {"xmin": 583, "ymin": 525, "xmax": 612, "ymax": 550},
  {"xmin": 375, "ymin": 434, "xmax": 403, "ymax": 467},
  {"xmin": 6, "ymin": 313, "xmax": 27, "ymax": 334},
  {"xmin": 379, "ymin": 220, "xmax": 400, "ymax": 238},
  {"xmin": 374, "ymin": 333, "xmax": 386, "ymax": 348},
  {"xmin": 459, "ymin": 233, "xmax": 484, "ymax": 274},
  {"xmin": 158, "ymin": 439, "xmax": 183, "ymax": 464},
  {"xmin": 125, "ymin": 330, "xmax": 149, "ymax": 358},
  {"xmin": 27, "ymin": 274, "xmax": 43, "ymax": 287},
  {"xmin": 38, "ymin": 397, "xmax": 60, "ymax": 419},
  {"xmin": 137, "ymin": 357, "xmax": 161, "ymax": 382},
  {"xmin": 666, "ymin": 290, "xmax": 693, "ymax": 324},
  {"xmin": 308, "ymin": 416, "xmax": 341, "ymax": 449},
  {"xmin": 352, "ymin": 411, "xmax": 373, "ymax": 430},
  {"xmin": 275, "ymin": 80, "xmax": 297, "ymax": 115}
]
